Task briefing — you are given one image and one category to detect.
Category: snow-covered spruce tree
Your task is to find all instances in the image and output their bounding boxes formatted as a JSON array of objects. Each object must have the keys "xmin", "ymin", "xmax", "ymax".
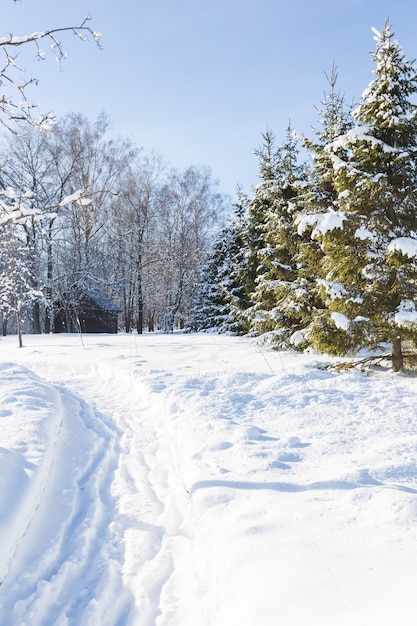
[
  {"xmin": 244, "ymin": 126, "xmax": 309, "ymax": 348},
  {"xmin": 219, "ymin": 191, "xmax": 253, "ymax": 332},
  {"xmin": 303, "ymin": 21, "xmax": 417, "ymax": 369},
  {"xmin": 295, "ymin": 64, "xmax": 354, "ymax": 349},
  {"xmin": 191, "ymin": 198, "xmax": 249, "ymax": 334},
  {"xmin": 191, "ymin": 226, "xmax": 237, "ymax": 332},
  {"xmin": 243, "ymin": 129, "xmax": 279, "ymax": 305}
]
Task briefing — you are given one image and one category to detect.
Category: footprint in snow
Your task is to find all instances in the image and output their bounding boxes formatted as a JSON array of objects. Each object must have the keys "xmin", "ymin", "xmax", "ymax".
[
  {"xmin": 285, "ymin": 436, "xmax": 310, "ymax": 448},
  {"xmin": 268, "ymin": 460, "xmax": 291, "ymax": 470},
  {"xmin": 278, "ymin": 451, "xmax": 302, "ymax": 463}
]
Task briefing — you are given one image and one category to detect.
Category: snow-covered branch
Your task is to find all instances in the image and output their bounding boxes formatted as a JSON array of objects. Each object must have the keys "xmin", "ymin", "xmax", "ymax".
[
  {"xmin": 0, "ymin": 15, "xmax": 101, "ymax": 131},
  {"xmin": 296, "ymin": 210, "xmax": 347, "ymax": 237},
  {"xmin": 0, "ymin": 16, "xmax": 102, "ymax": 56},
  {"xmin": 0, "ymin": 186, "xmax": 93, "ymax": 228},
  {"xmin": 59, "ymin": 189, "xmax": 92, "ymax": 207}
]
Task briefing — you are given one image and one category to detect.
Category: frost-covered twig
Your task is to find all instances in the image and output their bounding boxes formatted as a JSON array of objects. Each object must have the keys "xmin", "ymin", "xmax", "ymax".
[{"xmin": 0, "ymin": 15, "xmax": 101, "ymax": 130}]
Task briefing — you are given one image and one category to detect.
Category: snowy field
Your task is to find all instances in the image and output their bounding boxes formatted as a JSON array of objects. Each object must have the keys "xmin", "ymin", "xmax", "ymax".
[{"xmin": 0, "ymin": 332, "xmax": 417, "ymax": 625}]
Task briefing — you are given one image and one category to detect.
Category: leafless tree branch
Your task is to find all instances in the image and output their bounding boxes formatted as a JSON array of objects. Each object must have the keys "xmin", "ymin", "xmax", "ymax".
[{"xmin": 0, "ymin": 15, "xmax": 102, "ymax": 130}]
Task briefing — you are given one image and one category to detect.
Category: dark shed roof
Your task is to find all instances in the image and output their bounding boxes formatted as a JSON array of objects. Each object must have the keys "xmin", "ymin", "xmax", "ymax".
[{"xmin": 81, "ymin": 287, "xmax": 122, "ymax": 313}]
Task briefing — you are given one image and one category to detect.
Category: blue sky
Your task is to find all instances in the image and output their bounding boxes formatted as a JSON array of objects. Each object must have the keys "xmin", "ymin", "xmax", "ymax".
[{"xmin": 1, "ymin": 0, "xmax": 417, "ymax": 198}]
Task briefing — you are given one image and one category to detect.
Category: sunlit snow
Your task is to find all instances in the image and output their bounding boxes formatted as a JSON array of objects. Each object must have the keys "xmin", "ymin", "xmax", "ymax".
[
  {"xmin": 355, "ymin": 226, "xmax": 375, "ymax": 241},
  {"xmin": 330, "ymin": 311, "xmax": 350, "ymax": 330},
  {"xmin": 296, "ymin": 211, "xmax": 347, "ymax": 237},
  {"xmin": 395, "ymin": 300, "xmax": 417, "ymax": 326},
  {"xmin": 388, "ymin": 237, "xmax": 417, "ymax": 258},
  {"xmin": 318, "ymin": 279, "xmax": 347, "ymax": 300},
  {"xmin": 0, "ymin": 333, "xmax": 417, "ymax": 625}
]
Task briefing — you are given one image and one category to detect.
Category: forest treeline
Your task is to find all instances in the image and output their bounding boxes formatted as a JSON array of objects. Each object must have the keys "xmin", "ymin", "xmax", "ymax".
[
  {"xmin": 1, "ymin": 17, "xmax": 417, "ymax": 369},
  {"xmin": 0, "ymin": 112, "xmax": 227, "ymax": 336},
  {"xmin": 193, "ymin": 20, "xmax": 417, "ymax": 370},
  {"xmin": 0, "ymin": 14, "xmax": 227, "ymax": 342}
]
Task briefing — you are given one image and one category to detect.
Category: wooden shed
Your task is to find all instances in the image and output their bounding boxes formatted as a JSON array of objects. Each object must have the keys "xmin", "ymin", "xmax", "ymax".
[{"xmin": 54, "ymin": 288, "xmax": 122, "ymax": 334}]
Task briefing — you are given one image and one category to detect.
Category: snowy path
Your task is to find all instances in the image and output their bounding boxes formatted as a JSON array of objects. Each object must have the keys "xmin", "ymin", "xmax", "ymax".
[
  {"xmin": 1, "ymin": 336, "xmax": 203, "ymax": 625},
  {"xmin": 1, "ymin": 333, "xmax": 417, "ymax": 625},
  {"xmin": 0, "ymin": 362, "xmax": 136, "ymax": 624}
]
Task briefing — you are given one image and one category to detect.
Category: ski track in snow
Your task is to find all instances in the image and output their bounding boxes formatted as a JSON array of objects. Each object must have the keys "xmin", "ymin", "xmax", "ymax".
[
  {"xmin": 1, "ymin": 333, "xmax": 417, "ymax": 625},
  {"xmin": 1, "ymin": 372, "xmax": 133, "ymax": 625},
  {"xmin": 0, "ymin": 336, "xmax": 204, "ymax": 626}
]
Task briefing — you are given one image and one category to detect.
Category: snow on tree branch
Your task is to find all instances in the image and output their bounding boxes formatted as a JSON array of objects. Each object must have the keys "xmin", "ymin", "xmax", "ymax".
[
  {"xmin": 395, "ymin": 300, "xmax": 417, "ymax": 326},
  {"xmin": 0, "ymin": 188, "xmax": 47, "ymax": 227},
  {"xmin": 388, "ymin": 237, "xmax": 417, "ymax": 258},
  {"xmin": 0, "ymin": 16, "xmax": 101, "ymax": 56},
  {"xmin": 59, "ymin": 190, "xmax": 92, "ymax": 207},
  {"xmin": 0, "ymin": 185, "xmax": 91, "ymax": 228},
  {"xmin": 0, "ymin": 15, "xmax": 101, "ymax": 131},
  {"xmin": 296, "ymin": 210, "xmax": 347, "ymax": 237}
]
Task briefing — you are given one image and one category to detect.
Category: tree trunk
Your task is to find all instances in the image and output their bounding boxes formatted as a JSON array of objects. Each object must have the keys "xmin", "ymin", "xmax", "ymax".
[
  {"xmin": 125, "ymin": 313, "xmax": 132, "ymax": 333},
  {"xmin": 32, "ymin": 300, "xmax": 41, "ymax": 334},
  {"xmin": 45, "ymin": 224, "xmax": 54, "ymax": 334},
  {"xmin": 123, "ymin": 287, "xmax": 133, "ymax": 333},
  {"xmin": 136, "ymin": 275, "xmax": 143, "ymax": 333},
  {"xmin": 392, "ymin": 337, "xmax": 403, "ymax": 372},
  {"xmin": 148, "ymin": 310, "xmax": 155, "ymax": 332},
  {"xmin": 136, "ymin": 306, "xmax": 143, "ymax": 334},
  {"xmin": 136, "ymin": 255, "xmax": 143, "ymax": 334},
  {"xmin": 16, "ymin": 308, "xmax": 23, "ymax": 348}
]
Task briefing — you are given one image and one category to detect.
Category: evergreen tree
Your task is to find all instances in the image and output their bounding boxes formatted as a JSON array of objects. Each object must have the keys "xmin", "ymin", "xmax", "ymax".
[
  {"xmin": 245, "ymin": 125, "xmax": 309, "ymax": 347},
  {"xmin": 191, "ymin": 226, "xmax": 236, "ymax": 332},
  {"xmin": 224, "ymin": 192, "xmax": 254, "ymax": 332},
  {"xmin": 191, "ymin": 198, "xmax": 249, "ymax": 334},
  {"xmin": 305, "ymin": 21, "xmax": 417, "ymax": 369},
  {"xmin": 296, "ymin": 64, "xmax": 354, "ymax": 348},
  {"xmin": 243, "ymin": 129, "xmax": 279, "ymax": 303}
]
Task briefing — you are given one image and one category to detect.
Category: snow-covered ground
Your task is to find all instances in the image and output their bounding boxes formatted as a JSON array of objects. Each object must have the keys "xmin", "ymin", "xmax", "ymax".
[{"xmin": 1, "ymin": 332, "xmax": 417, "ymax": 625}]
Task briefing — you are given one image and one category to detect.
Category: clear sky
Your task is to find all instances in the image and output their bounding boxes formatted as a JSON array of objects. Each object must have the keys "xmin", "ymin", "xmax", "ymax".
[{"xmin": 1, "ymin": 0, "xmax": 417, "ymax": 198}]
